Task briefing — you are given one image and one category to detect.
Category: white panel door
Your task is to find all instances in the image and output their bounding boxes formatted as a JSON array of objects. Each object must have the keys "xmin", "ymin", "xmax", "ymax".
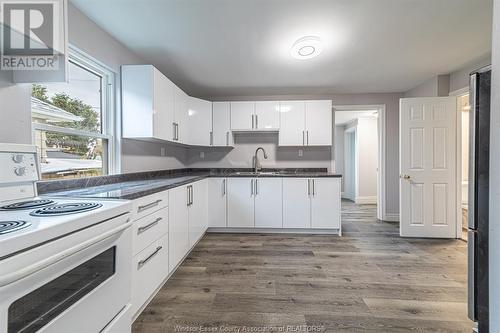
[
  {"xmin": 311, "ymin": 178, "xmax": 341, "ymax": 229},
  {"xmin": 282, "ymin": 178, "xmax": 311, "ymax": 228},
  {"xmin": 153, "ymin": 68, "xmax": 174, "ymax": 141},
  {"xmin": 208, "ymin": 178, "xmax": 227, "ymax": 227},
  {"xmin": 279, "ymin": 101, "xmax": 305, "ymax": 146},
  {"xmin": 231, "ymin": 101, "xmax": 255, "ymax": 131},
  {"xmin": 168, "ymin": 185, "xmax": 189, "ymax": 272},
  {"xmin": 212, "ymin": 102, "xmax": 232, "ymax": 146},
  {"xmin": 227, "ymin": 178, "xmax": 255, "ymax": 227},
  {"xmin": 305, "ymin": 100, "xmax": 332, "ymax": 146},
  {"xmin": 255, "ymin": 101, "xmax": 280, "ymax": 131},
  {"xmin": 187, "ymin": 97, "xmax": 212, "ymax": 146},
  {"xmin": 400, "ymin": 97, "xmax": 457, "ymax": 238},
  {"xmin": 254, "ymin": 178, "xmax": 283, "ymax": 228},
  {"xmin": 173, "ymin": 86, "xmax": 189, "ymax": 143},
  {"xmin": 188, "ymin": 180, "xmax": 208, "ymax": 247}
]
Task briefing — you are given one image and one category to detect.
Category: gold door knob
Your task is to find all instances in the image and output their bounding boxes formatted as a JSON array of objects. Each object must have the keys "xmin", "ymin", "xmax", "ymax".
[{"xmin": 400, "ymin": 174, "xmax": 411, "ymax": 180}]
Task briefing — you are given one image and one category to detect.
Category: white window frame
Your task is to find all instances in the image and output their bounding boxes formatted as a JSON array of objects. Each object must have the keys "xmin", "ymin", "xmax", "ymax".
[{"xmin": 32, "ymin": 45, "xmax": 120, "ymax": 176}]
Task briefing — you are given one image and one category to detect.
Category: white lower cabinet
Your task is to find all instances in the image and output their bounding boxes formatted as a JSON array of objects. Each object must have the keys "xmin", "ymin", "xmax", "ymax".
[
  {"xmin": 310, "ymin": 178, "xmax": 341, "ymax": 229},
  {"xmin": 282, "ymin": 178, "xmax": 311, "ymax": 228},
  {"xmin": 168, "ymin": 185, "xmax": 189, "ymax": 273},
  {"xmin": 227, "ymin": 178, "xmax": 255, "ymax": 227},
  {"xmin": 188, "ymin": 180, "xmax": 208, "ymax": 247},
  {"xmin": 283, "ymin": 177, "xmax": 341, "ymax": 229},
  {"xmin": 208, "ymin": 178, "xmax": 227, "ymax": 227},
  {"xmin": 254, "ymin": 178, "xmax": 283, "ymax": 228},
  {"xmin": 131, "ymin": 235, "xmax": 169, "ymax": 316}
]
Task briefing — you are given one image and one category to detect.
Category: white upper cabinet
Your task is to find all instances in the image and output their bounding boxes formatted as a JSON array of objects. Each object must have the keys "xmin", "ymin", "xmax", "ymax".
[
  {"xmin": 187, "ymin": 97, "xmax": 212, "ymax": 146},
  {"xmin": 279, "ymin": 100, "xmax": 332, "ymax": 146},
  {"xmin": 212, "ymin": 102, "xmax": 232, "ymax": 146},
  {"xmin": 305, "ymin": 100, "xmax": 332, "ymax": 146},
  {"xmin": 173, "ymin": 86, "xmax": 189, "ymax": 144},
  {"xmin": 230, "ymin": 101, "xmax": 280, "ymax": 132},
  {"xmin": 255, "ymin": 101, "xmax": 280, "ymax": 131},
  {"xmin": 122, "ymin": 65, "xmax": 175, "ymax": 141},
  {"xmin": 279, "ymin": 101, "xmax": 306, "ymax": 146},
  {"xmin": 230, "ymin": 101, "xmax": 255, "ymax": 131}
]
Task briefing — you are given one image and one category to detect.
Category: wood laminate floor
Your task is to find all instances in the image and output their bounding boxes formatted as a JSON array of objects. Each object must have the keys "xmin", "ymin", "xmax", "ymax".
[{"xmin": 133, "ymin": 200, "xmax": 472, "ymax": 333}]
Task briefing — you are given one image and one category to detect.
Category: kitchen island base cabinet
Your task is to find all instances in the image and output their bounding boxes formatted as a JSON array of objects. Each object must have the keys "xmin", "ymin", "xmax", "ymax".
[
  {"xmin": 227, "ymin": 178, "xmax": 255, "ymax": 227},
  {"xmin": 168, "ymin": 185, "xmax": 189, "ymax": 273}
]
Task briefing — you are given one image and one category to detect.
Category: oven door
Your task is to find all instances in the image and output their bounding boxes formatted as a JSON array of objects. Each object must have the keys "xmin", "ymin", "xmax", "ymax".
[{"xmin": 0, "ymin": 214, "xmax": 132, "ymax": 333}]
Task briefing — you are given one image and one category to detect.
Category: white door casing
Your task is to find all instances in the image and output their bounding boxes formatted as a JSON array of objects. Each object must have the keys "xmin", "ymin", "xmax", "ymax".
[{"xmin": 400, "ymin": 97, "xmax": 457, "ymax": 238}]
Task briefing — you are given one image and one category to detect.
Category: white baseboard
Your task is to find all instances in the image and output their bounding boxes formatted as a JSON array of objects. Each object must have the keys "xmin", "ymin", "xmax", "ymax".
[
  {"xmin": 382, "ymin": 213, "xmax": 399, "ymax": 222},
  {"xmin": 355, "ymin": 196, "xmax": 377, "ymax": 204}
]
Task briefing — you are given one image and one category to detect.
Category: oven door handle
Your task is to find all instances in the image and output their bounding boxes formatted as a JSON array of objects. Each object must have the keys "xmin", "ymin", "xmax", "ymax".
[{"xmin": 0, "ymin": 219, "xmax": 132, "ymax": 288}]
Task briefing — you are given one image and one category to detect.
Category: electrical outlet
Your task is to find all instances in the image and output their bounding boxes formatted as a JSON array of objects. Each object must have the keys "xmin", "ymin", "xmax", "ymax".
[
  {"xmin": 160, "ymin": 147, "xmax": 166, "ymax": 156},
  {"xmin": 298, "ymin": 149, "xmax": 303, "ymax": 157},
  {"xmin": 200, "ymin": 151, "xmax": 205, "ymax": 159}
]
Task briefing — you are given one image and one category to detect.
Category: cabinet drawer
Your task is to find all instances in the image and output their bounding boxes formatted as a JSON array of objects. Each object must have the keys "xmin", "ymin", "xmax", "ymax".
[
  {"xmin": 133, "ymin": 191, "xmax": 168, "ymax": 220},
  {"xmin": 132, "ymin": 206, "xmax": 168, "ymax": 255},
  {"xmin": 131, "ymin": 235, "xmax": 169, "ymax": 316}
]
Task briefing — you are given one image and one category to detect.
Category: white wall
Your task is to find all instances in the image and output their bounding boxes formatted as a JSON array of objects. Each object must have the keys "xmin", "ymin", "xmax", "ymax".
[
  {"xmin": 187, "ymin": 132, "xmax": 331, "ymax": 169},
  {"xmin": 334, "ymin": 125, "xmax": 345, "ymax": 191},
  {"xmin": 449, "ymin": 54, "xmax": 491, "ymax": 92},
  {"xmin": 356, "ymin": 117, "xmax": 378, "ymax": 201},
  {"xmin": 489, "ymin": 0, "xmax": 500, "ymax": 329}
]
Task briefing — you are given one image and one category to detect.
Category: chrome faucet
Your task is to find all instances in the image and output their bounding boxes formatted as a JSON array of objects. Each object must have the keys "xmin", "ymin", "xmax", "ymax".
[{"xmin": 253, "ymin": 147, "xmax": 268, "ymax": 173}]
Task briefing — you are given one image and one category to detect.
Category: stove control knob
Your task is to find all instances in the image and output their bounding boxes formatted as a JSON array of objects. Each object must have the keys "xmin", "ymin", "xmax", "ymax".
[
  {"xmin": 12, "ymin": 154, "xmax": 24, "ymax": 163},
  {"xmin": 15, "ymin": 167, "xmax": 26, "ymax": 176}
]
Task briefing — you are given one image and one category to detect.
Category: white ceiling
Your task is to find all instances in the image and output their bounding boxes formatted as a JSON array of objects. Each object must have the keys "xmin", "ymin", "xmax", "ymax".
[
  {"xmin": 335, "ymin": 110, "xmax": 377, "ymax": 125},
  {"xmin": 71, "ymin": 0, "xmax": 493, "ymax": 98}
]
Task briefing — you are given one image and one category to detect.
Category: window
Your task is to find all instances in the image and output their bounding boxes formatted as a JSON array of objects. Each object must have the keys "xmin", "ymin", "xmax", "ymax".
[{"xmin": 31, "ymin": 48, "xmax": 116, "ymax": 180}]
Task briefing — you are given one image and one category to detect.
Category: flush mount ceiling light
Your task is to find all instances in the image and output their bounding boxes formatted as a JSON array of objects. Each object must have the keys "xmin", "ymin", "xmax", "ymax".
[{"xmin": 290, "ymin": 36, "xmax": 323, "ymax": 60}]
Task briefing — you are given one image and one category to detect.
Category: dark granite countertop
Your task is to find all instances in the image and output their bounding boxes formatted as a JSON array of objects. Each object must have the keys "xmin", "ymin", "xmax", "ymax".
[{"xmin": 38, "ymin": 168, "xmax": 341, "ymax": 200}]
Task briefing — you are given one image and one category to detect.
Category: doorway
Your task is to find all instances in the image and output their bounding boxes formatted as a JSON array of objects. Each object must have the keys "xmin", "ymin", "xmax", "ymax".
[
  {"xmin": 457, "ymin": 92, "xmax": 471, "ymax": 241},
  {"xmin": 334, "ymin": 108, "xmax": 381, "ymax": 217}
]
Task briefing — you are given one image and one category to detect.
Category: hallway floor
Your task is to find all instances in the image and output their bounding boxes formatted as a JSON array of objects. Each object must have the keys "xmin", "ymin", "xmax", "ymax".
[{"xmin": 132, "ymin": 200, "xmax": 471, "ymax": 332}]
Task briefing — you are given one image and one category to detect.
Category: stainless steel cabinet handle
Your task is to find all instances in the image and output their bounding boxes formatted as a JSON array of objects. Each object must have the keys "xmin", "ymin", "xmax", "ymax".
[
  {"xmin": 307, "ymin": 130, "xmax": 309, "ymax": 145},
  {"xmin": 307, "ymin": 179, "xmax": 311, "ymax": 196},
  {"xmin": 137, "ymin": 199, "xmax": 162, "ymax": 213},
  {"xmin": 255, "ymin": 115, "xmax": 258, "ymax": 129},
  {"xmin": 252, "ymin": 114, "xmax": 255, "ymax": 129},
  {"xmin": 226, "ymin": 131, "xmax": 229, "ymax": 146},
  {"xmin": 312, "ymin": 179, "xmax": 315, "ymax": 196},
  {"xmin": 138, "ymin": 246, "xmax": 162, "ymax": 269},
  {"xmin": 138, "ymin": 217, "xmax": 162, "ymax": 234},
  {"xmin": 190, "ymin": 185, "xmax": 194, "ymax": 205},
  {"xmin": 210, "ymin": 131, "xmax": 213, "ymax": 146},
  {"xmin": 172, "ymin": 122, "xmax": 176, "ymax": 140},
  {"xmin": 222, "ymin": 179, "xmax": 226, "ymax": 195},
  {"xmin": 187, "ymin": 186, "xmax": 191, "ymax": 206},
  {"xmin": 302, "ymin": 130, "xmax": 305, "ymax": 146},
  {"xmin": 255, "ymin": 179, "xmax": 258, "ymax": 195},
  {"xmin": 251, "ymin": 179, "xmax": 254, "ymax": 196},
  {"xmin": 176, "ymin": 123, "xmax": 179, "ymax": 141}
]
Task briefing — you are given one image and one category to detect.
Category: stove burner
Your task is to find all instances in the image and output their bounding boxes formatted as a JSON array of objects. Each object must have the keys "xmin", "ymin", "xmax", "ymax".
[
  {"xmin": 30, "ymin": 202, "xmax": 102, "ymax": 217},
  {"xmin": 0, "ymin": 199, "xmax": 55, "ymax": 211},
  {"xmin": 0, "ymin": 221, "xmax": 31, "ymax": 234}
]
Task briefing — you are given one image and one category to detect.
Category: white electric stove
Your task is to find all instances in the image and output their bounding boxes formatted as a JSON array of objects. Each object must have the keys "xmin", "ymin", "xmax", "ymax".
[{"xmin": 0, "ymin": 144, "xmax": 133, "ymax": 333}]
